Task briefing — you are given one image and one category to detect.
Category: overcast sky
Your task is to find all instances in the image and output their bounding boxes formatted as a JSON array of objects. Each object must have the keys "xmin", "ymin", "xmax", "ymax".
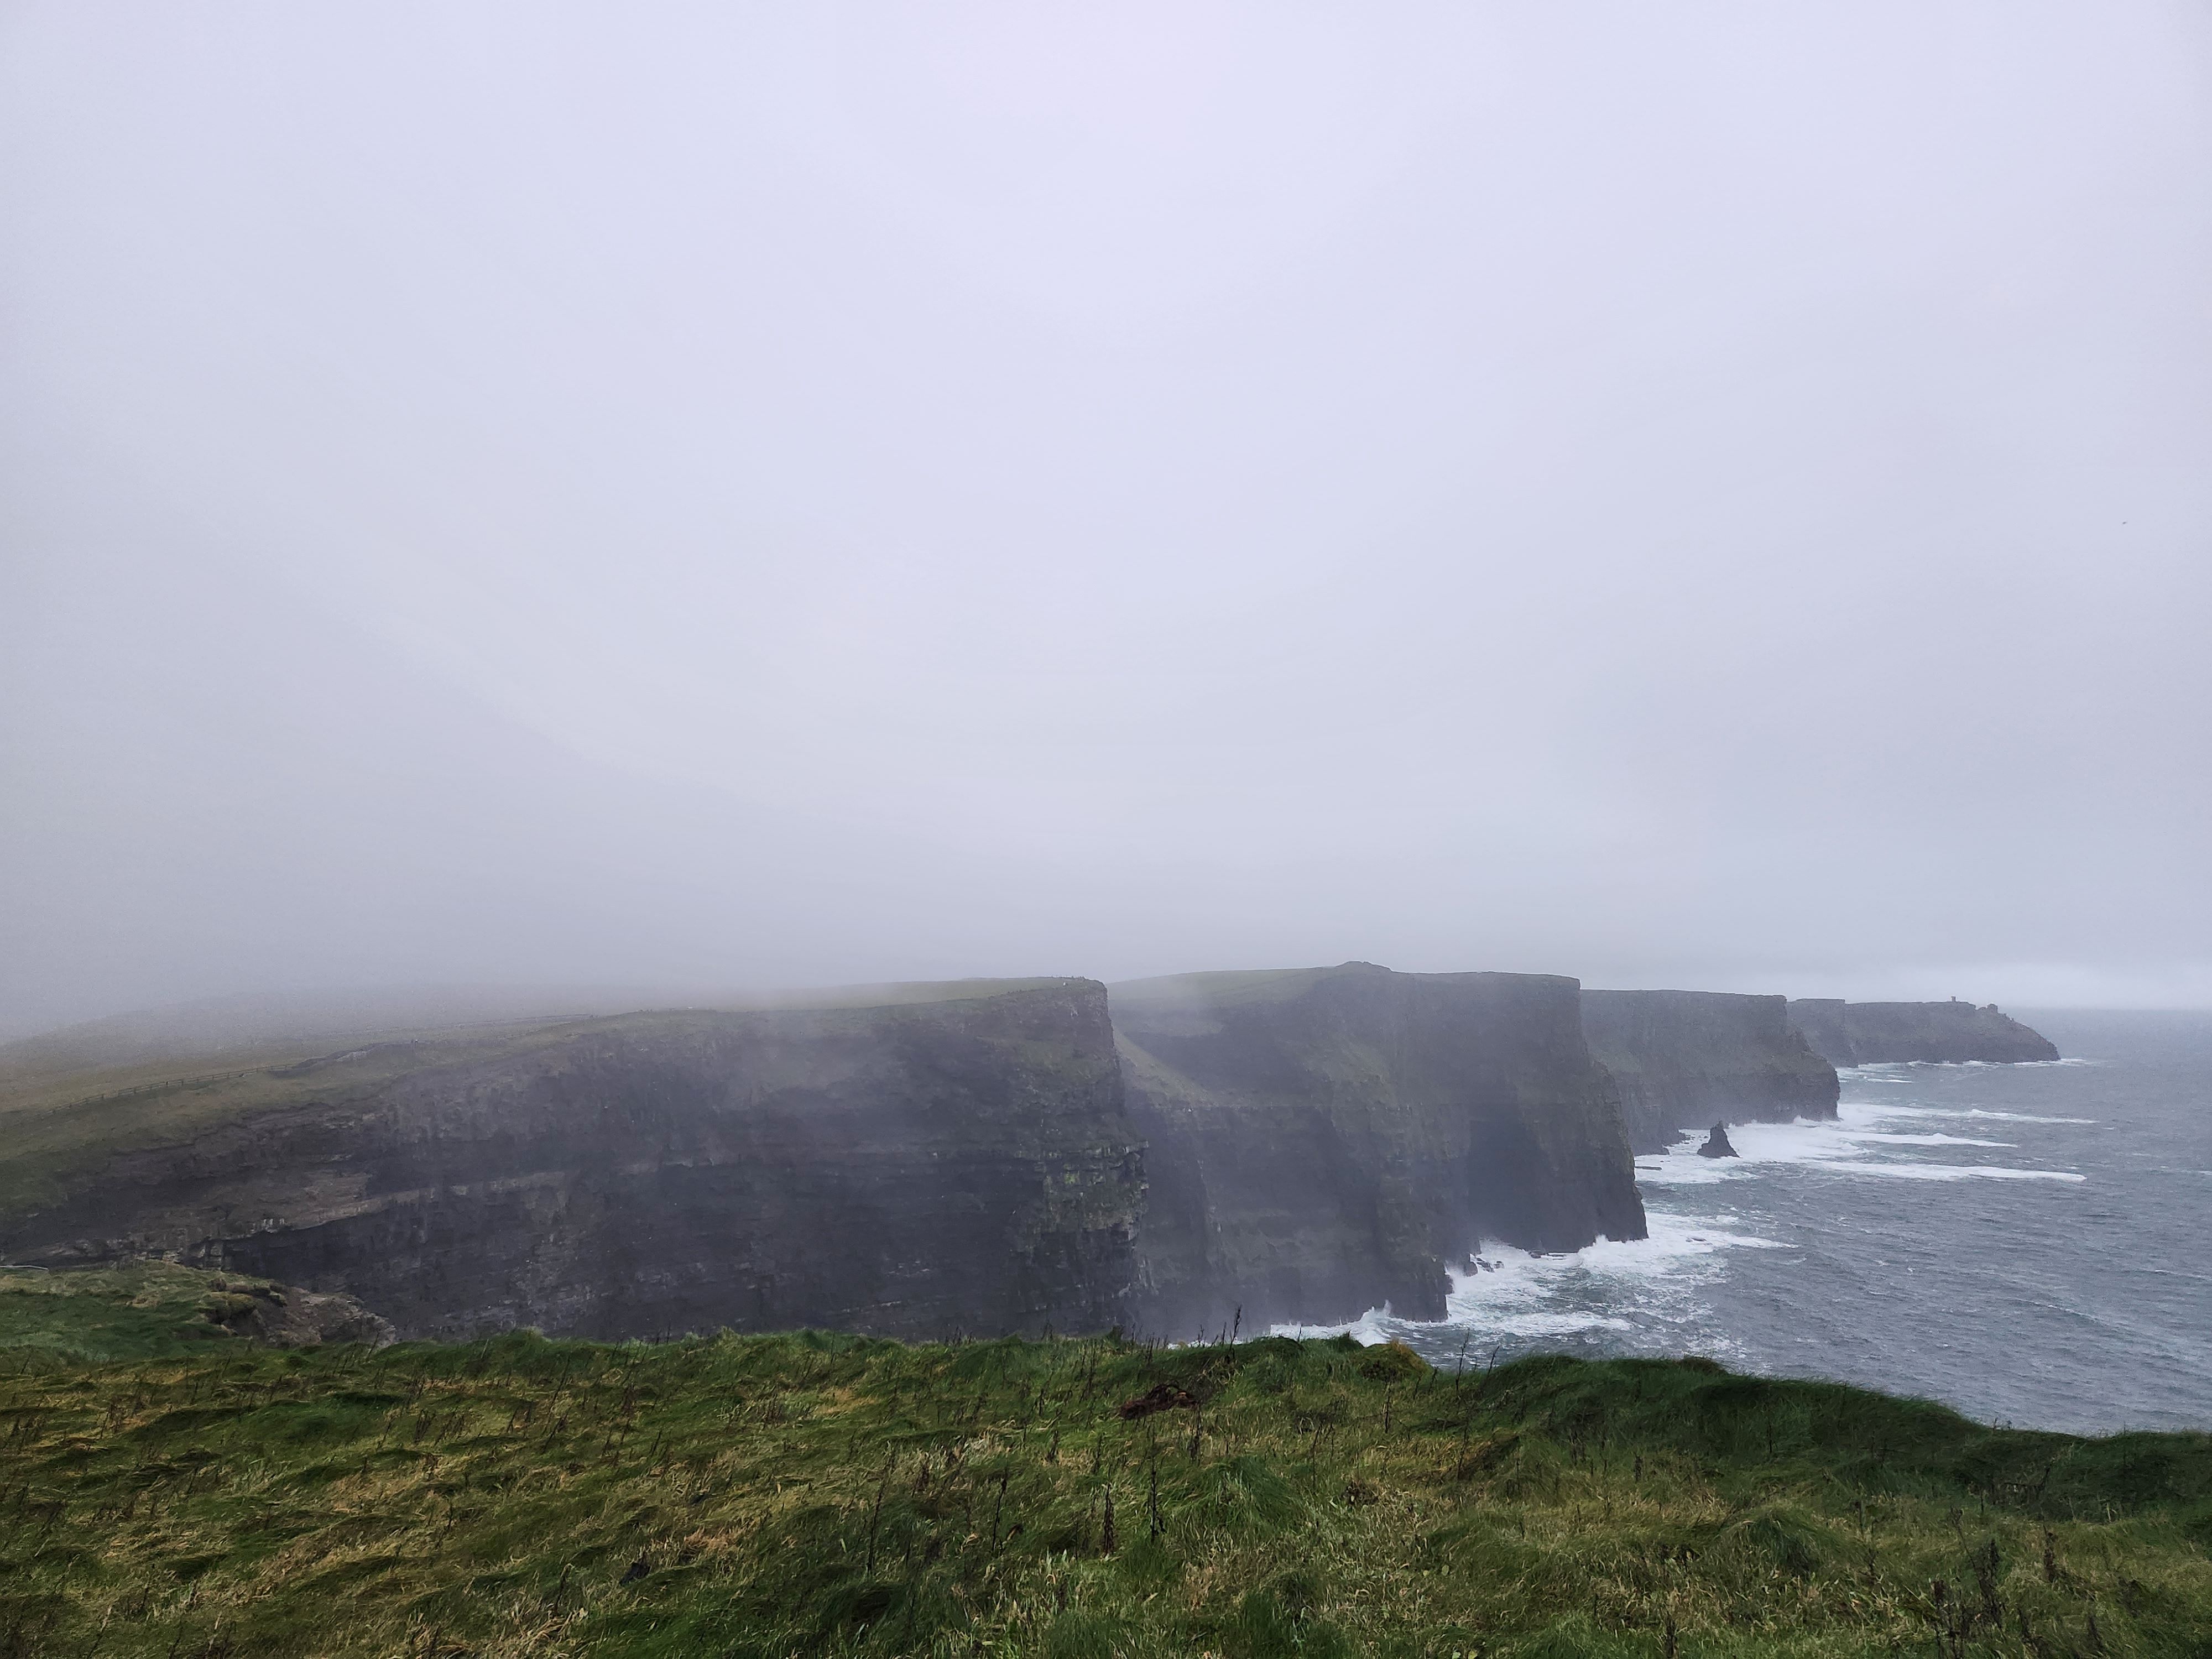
[{"xmin": 4, "ymin": 2, "xmax": 2209, "ymax": 1037}]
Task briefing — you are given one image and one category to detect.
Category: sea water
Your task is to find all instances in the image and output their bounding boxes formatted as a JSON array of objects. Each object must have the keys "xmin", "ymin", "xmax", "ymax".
[{"xmin": 1286, "ymin": 1010, "xmax": 2212, "ymax": 1435}]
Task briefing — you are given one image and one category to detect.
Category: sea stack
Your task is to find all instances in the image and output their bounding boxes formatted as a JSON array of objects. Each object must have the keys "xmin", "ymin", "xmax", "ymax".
[
  {"xmin": 1697, "ymin": 1121, "xmax": 1739, "ymax": 1159},
  {"xmin": 1580, "ymin": 989, "xmax": 1838, "ymax": 1154}
]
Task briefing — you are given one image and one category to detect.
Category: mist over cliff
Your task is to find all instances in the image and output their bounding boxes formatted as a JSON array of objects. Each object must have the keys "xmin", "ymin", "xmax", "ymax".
[
  {"xmin": 0, "ymin": 968, "xmax": 2070, "ymax": 1342},
  {"xmin": 1117, "ymin": 964, "xmax": 1645, "ymax": 1335},
  {"xmin": 6, "ymin": 4, "xmax": 2211, "ymax": 1039}
]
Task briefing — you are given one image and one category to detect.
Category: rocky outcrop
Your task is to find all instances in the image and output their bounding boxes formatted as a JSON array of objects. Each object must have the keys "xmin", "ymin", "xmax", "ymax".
[
  {"xmin": 1113, "ymin": 963, "xmax": 1645, "ymax": 1339},
  {"xmin": 1, "ymin": 982, "xmax": 1143, "ymax": 1343},
  {"xmin": 1579, "ymin": 990, "xmax": 1838, "ymax": 1155},
  {"xmin": 1786, "ymin": 1000, "xmax": 2059, "ymax": 1066},
  {"xmin": 203, "ymin": 1279, "xmax": 397, "ymax": 1348},
  {"xmin": 1696, "ymin": 1123, "xmax": 1739, "ymax": 1159}
]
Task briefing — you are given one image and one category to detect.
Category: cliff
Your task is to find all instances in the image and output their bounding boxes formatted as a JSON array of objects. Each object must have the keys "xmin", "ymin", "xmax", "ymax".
[
  {"xmin": 1786, "ymin": 999, "xmax": 2060, "ymax": 1066},
  {"xmin": 1579, "ymin": 989, "xmax": 1839, "ymax": 1154},
  {"xmin": 0, "ymin": 981, "xmax": 1143, "ymax": 1342},
  {"xmin": 1112, "ymin": 963, "xmax": 1645, "ymax": 1338}
]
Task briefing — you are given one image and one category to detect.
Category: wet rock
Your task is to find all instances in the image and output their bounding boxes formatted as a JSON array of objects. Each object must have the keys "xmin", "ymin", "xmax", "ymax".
[{"xmin": 1696, "ymin": 1122, "xmax": 1739, "ymax": 1159}]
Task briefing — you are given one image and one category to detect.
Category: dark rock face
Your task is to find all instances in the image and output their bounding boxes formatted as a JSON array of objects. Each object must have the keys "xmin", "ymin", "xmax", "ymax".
[
  {"xmin": 1580, "ymin": 990, "xmax": 1838, "ymax": 1155},
  {"xmin": 1786, "ymin": 1000, "xmax": 2060, "ymax": 1066},
  {"xmin": 208, "ymin": 1281, "xmax": 397, "ymax": 1348},
  {"xmin": 1783, "ymin": 999, "xmax": 1856, "ymax": 1065},
  {"xmin": 1113, "ymin": 964, "xmax": 1646, "ymax": 1339},
  {"xmin": 2, "ymin": 984, "xmax": 1143, "ymax": 1342},
  {"xmin": 1696, "ymin": 1122, "xmax": 1739, "ymax": 1159}
]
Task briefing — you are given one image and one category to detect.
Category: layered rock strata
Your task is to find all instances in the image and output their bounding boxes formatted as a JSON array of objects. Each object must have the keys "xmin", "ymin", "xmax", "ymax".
[
  {"xmin": 1580, "ymin": 990, "xmax": 1839, "ymax": 1155},
  {"xmin": 1, "ymin": 982, "xmax": 1143, "ymax": 1342},
  {"xmin": 1113, "ymin": 963, "xmax": 1646, "ymax": 1339},
  {"xmin": 1786, "ymin": 1000, "xmax": 2059, "ymax": 1066}
]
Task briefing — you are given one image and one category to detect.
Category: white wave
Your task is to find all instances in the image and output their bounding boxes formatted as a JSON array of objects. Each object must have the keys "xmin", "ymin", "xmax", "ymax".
[
  {"xmin": 1271, "ymin": 1307, "xmax": 1399, "ymax": 1344},
  {"xmin": 1268, "ymin": 1210, "xmax": 1783, "ymax": 1345},
  {"xmin": 1271, "ymin": 1082, "xmax": 2090, "ymax": 1349},
  {"xmin": 1946, "ymin": 1109, "xmax": 2098, "ymax": 1125},
  {"xmin": 1796, "ymin": 1160, "xmax": 2084, "ymax": 1183},
  {"xmin": 1634, "ymin": 1104, "xmax": 2084, "ymax": 1188},
  {"xmin": 1856, "ymin": 1105, "xmax": 2098, "ymax": 1125},
  {"xmin": 1846, "ymin": 1056, "xmax": 2093, "ymax": 1070},
  {"xmin": 1480, "ymin": 1311, "xmax": 1634, "ymax": 1337},
  {"xmin": 1836, "ymin": 1057, "xmax": 2094, "ymax": 1084}
]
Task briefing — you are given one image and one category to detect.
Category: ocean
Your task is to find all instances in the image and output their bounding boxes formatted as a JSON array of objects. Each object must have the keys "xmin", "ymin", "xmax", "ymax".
[{"xmin": 1295, "ymin": 1009, "xmax": 2212, "ymax": 1436}]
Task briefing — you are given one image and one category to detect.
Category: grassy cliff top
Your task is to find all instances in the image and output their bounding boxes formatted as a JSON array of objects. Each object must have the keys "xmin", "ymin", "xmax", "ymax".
[
  {"xmin": 1, "ymin": 979, "xmax": 1096, "ymax": 1102},
  {"xmin": 1, "ymin": 1266, "xmax": 2204, "ymax": 1657},
  {"xmin": 0, "ymin": 980, "xmax": 1100, "ymax": 1225},
  {"xmin": 0, "ymin": 1260, "xmax": 293, "ymax": 1363},
  {"xmin": 1110, "ymin": 962, "xmax": 1582, "ymax": 1012},
  {"xmin": 1582, "ymin": 990, "xmax": 1789, "ymax": 1009}
]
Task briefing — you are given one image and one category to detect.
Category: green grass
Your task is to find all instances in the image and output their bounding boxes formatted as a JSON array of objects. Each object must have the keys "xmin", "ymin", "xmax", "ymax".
[
  {"xmin": 0, "ymin": 985, "xmax": 1099, "ymax": 1225},
  {"xmin": 1, "ymin": 1273, "xmax": 2206, "ymax": 1657},
  {"xmin": 0, "ymin": 1025, "xmax": 567, "ymax": 1220},
  {"xmin": 0, "ymin": 1262, "xmax": 289, "ymax": 1365}
]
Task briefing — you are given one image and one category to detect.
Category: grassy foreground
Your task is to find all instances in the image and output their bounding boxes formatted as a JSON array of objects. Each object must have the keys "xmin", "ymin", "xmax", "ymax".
[{"xmin": 1, "ymin": 1270, "xmax": 2208, "ymax": 1657}]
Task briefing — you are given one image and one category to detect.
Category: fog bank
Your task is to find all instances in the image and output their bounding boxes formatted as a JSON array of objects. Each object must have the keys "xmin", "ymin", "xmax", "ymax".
[{"xmin": 5, "ymin": 3, "xmax": 2209, "ymax": 1036}]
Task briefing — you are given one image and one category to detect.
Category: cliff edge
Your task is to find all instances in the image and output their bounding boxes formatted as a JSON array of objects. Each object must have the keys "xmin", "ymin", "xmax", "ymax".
[
  {"xmin": 0, "ymin": 981, "xmax": 1142, "ymax": 1342},
  {"xmin": 1113, "ymin": 963, "xmax": 1645, "ymax": 1338},
  {"xmin": 1786, "ymin": 1000, "xmax": 2060, "ymax": 1066},
  {"xmin": 1580, "ymin": 989, "xmax": 1839, "ymax": 1154}
]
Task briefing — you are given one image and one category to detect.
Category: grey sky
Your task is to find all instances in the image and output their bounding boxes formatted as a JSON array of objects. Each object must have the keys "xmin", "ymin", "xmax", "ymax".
[{"xmin": 4, "ymin": 2, "xmax": 2209, "ymax": 1037}]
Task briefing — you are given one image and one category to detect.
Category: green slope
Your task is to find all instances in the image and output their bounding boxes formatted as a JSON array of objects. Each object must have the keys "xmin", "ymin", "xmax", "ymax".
[
  {"xmin": 1, "ymin": 1271, "xmax": 2205, "ymax": 1656},
  {"xmin": 0, "ymin": 980, "xmax": 1092, "ymax": 1227},
  {"xmin": 0, "ymin": 1262, "xmax": 278, "ymax": 1364}
]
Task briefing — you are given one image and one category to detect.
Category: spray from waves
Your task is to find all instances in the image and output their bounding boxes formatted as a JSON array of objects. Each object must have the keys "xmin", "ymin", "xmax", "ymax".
[
  {"xmin": 1272, "ymin": 1209, "xmax": 1786, "ymax": 1356},
  {"xmin": 1269, "ymin": 1076, "xmax": 2092, "ymax": 1360},
  {"xmin": 1889, "ymin": 1108, "xmax": 2098, "ymax": 1125},
  {"xmin": 1840, "ymin": 1057, "xmax": 2095, "ymax": 1074},
  {"xmin": 1802, "ymin": 1162, "xmax": 2084, "ymax": 1183}
]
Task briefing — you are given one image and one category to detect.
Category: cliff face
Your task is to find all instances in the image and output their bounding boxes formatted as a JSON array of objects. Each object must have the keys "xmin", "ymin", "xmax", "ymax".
[
  {"xmin": 1579, "ymin": 990, "xmax": 1839, "ymax": 1155},
  {"xmin": 1786, "ymin": 1000, "xmax": 2060, "ymax": 1066},
  {"xmin": 1113, "ymin": 964, "xmax": 1645, "ymax": 1339},
  {"xmin": 1783, "ymin": 999, "xmax": 1857, "ymax": 1066},
  {"xmin": 1, "ymin": 983, "xmax": 1142, "ymax": 1342}
]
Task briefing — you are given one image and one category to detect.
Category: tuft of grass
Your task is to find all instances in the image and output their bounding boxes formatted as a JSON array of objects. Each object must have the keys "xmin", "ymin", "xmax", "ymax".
[
  {"xmin": 0, "ymin": 1261, "xmax": 292, "ymax": 1364},
  {"xmin": 0, "ymin": 1273, "xmax": 2204, "ymax": 1656}
]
